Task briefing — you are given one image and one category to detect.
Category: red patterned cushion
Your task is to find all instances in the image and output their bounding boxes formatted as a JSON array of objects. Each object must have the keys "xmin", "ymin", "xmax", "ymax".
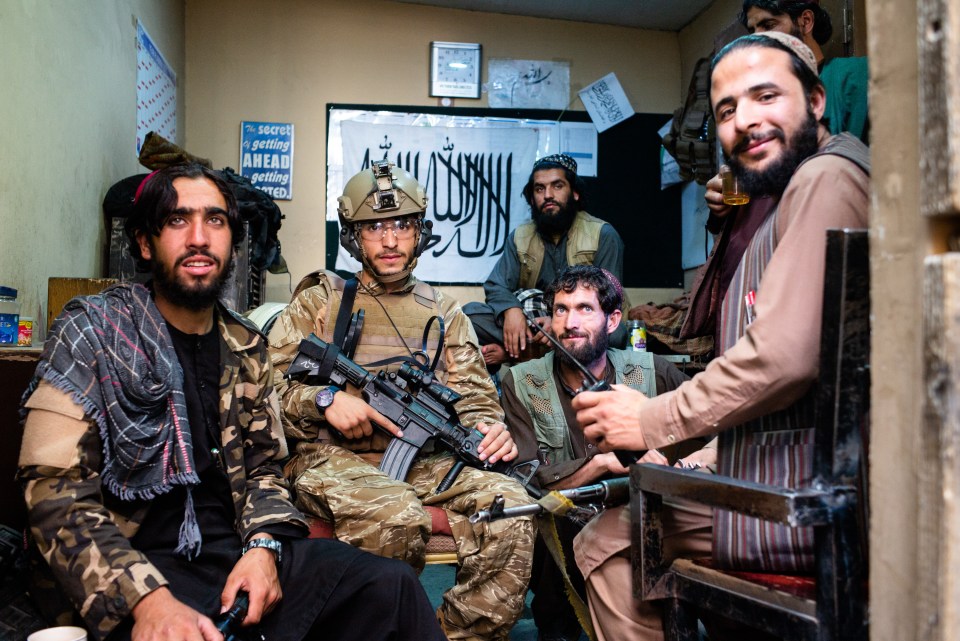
[{"xmin": 692, "ymin": 558, "xmax": 816, "ymax": 600}]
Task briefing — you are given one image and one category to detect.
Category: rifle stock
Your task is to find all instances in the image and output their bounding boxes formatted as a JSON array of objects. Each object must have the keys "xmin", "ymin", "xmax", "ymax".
[
  {"xmin": 286, "ymin": 334, "xmax": 539, "ymax": 492},
  {"xmin": 469, "ymin": 477, "xmax": 629, "ymax": 524}
]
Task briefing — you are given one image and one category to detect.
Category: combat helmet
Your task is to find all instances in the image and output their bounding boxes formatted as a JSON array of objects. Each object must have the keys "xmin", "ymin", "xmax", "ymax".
[{"xmin": 338, "ymin": 160, "xmax": 435, "ymax": 282}]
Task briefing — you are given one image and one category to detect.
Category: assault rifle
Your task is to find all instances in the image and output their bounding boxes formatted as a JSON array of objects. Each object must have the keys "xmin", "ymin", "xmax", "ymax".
[
  {"xmin": 215, "ymin": 590, "xmax": 249, "ymax": 641},
  {"xmin": 469, "ymin": 477, "xmax": 629, "ymax": 524},
  {"xmin": 286, "ymin": 334, "xmax": 539, "ymax": 494},
  {"xmin": 522, "ymin": 310, "xmax": 644, "ymax": 467}
]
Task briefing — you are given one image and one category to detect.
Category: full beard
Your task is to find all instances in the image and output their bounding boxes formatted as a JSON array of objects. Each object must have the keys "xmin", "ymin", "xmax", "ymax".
[
  {"xmin": 727, "ymin": 109, "xmax": 821, "ymax": 198},
  {"xmin": 558, "ymin": 328, "xmax": 609, "ymax": 370},
  {"xmin": 532, "ymin": 197, "xmax": 578, "ymax": 237},
  {"xmin": 152, "ymin": 250, "xmax": 235, "ymax": 311}
]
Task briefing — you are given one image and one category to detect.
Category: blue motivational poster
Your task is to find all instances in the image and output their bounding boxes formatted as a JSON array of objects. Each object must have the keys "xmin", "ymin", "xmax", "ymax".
[{"xmin": 240, "ymin": 121, "xmax": 294, "ymax": 200}]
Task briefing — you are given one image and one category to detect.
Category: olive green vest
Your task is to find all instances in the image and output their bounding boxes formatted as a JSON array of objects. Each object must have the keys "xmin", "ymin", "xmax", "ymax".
[
  {"xmin": 509, "ymin": 349, "xmax": 656, "ymax": 465},
  {"xmin": 514, "ymin": 210, "xmax": 606, "ymax": 290}
]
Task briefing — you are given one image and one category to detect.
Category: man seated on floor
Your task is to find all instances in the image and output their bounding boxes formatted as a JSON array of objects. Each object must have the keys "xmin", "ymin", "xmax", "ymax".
[
  {"xmin": 17, "ymin": 163, "xmax": 444, "ymax": 641},
  {"xmin": 570, "ymin": 32, "xmax": 870, "ymax": 641},
  {"xmin": 464, "ymin": 154, "xmax": 627, "ymax": 370},
  {"xmin": 268, "ymin": 161, "xmax": 535, "ymax": 641},
  {"xmin": 502, "ymin": 265, "xmax": 693, "ymax": 641}
]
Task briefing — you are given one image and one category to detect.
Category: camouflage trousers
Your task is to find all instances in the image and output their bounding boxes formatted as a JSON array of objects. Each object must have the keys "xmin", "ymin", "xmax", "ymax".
[{"xmin": 287, "ymin": 443, "xmax": 536, "ymax": 641}]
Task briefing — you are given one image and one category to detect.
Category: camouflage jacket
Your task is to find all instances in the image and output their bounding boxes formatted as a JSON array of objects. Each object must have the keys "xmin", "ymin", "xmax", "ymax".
[
  {"xmin": 17, "ymin": 305, "xmax": 307, "ymax": 640},
  {"xmin": 269, "ymin": 272, "xmax": 502, "ymax": 454}
]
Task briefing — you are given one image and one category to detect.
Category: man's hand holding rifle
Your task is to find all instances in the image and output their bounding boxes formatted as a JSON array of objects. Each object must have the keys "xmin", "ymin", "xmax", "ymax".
[{"xmin": 285, "ymin": 333, "xmax": 539, "ymax": 493}]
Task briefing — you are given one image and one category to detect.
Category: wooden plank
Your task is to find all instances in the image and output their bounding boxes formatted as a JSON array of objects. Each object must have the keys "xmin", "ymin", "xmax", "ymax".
[
  {"xmin": 921, "ymin": 254, "xmax": 960, "ymax": 640},
  {"xmin": 633, "ymin": 464, "xmax": 835, "ymax": 527},
  {"xmin": 920, "ymin": 0, "xmax": 960, "ymax": 215},
  {"xmin": 671, "ymin": 558, "xmax": 817, "ymax": 618},
  {"xmin": 46, "ymin": 277, "xmax": 118, "ymax": 330}
]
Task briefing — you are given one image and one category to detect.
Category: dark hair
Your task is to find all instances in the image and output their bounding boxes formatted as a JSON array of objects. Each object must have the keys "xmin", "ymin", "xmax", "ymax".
[
  {"xmin": 521, "ymin": 162, "xmax": 589, "ymax": 211},
  {"xmin": 739, "ymin": 0, "xmax": 833, "ymax": 45},
  {"xmin": 125, "ymin": 163, "xmax": 243, "ymax": 271},
  {"xmin": 545, "ymin": 265, "xmax": 621, "ymax": 316},
  {"xmin": 711, "ymin": 33, "xmax": 824, "ymax": 103}
]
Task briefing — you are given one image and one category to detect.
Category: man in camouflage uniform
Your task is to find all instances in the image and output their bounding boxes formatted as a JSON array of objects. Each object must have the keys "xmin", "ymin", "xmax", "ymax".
[
  {"xmin": 269, "ymin": 161, "xmax": 535, "ymax": 641},
  {"xmin": 17, "ymin": 163, "xmax": 444, "ymax": 641}
]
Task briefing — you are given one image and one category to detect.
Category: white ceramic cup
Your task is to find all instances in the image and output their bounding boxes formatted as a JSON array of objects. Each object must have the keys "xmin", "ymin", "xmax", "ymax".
[{"xmin": 27, "ymin": 627, "xmax": 88, "ymax": 641}]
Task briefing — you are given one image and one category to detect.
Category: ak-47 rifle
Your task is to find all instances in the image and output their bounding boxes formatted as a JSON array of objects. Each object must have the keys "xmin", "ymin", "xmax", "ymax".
[
  {"xmin": 286, "ymin": 333, "xmax": 539, "ymax": 494},
  {"xmin": 522, "ymin": 310, "xmax": 644, "ymax": 467},
  {"xmin": 469, "ymin": 477, "xmax": 629, "ymax": 524}
]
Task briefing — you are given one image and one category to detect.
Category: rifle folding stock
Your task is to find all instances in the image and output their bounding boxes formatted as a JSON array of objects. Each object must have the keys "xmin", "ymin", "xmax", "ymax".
[
  {"xmin": 286, "ymin": 334, "xmax": 538, "ymax": 492},
  {"xmin": 468, "ymin": 477, "xmax": 629, "ymax": 524}
]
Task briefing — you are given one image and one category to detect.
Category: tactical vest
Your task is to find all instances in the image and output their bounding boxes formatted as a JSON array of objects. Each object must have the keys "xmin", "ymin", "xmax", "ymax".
[
  {"xmin": 514, "ymin": 211, "xmax": 606, "ymax": 290},
  {"xmin": 295, "ymin": 270, "xmax": 446, "ymax": 455},
  {"xmin": 661, "ymin": 56, "xmax": 717, "ymax": 185},
  {"xmin": 509, "ymin": 350, "xmax": 656, "ymax": 465}
]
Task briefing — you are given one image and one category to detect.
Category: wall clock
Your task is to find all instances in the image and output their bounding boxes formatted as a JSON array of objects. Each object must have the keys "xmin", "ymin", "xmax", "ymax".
[{"xmin": 430, "ymin": 41, "xmax": 482, "ymax": 99}]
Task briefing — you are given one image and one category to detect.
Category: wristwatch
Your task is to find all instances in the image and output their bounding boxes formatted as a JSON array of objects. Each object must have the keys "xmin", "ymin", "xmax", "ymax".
[
  {"xmin": 242, "ymin": 538, "xmax": 282, "ymax": 565},
  {"xmin": 315, "ymin": 385, "xmax": 339, "ymax": 414}
]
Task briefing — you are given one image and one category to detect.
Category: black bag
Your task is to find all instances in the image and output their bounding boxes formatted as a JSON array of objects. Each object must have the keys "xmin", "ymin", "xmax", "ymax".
[
  {"xmin": 220, "ymin": 167, "xmax": 286, "ymax": 273},
  {"xmin": 661, "ymin": 56, "xmax": 717, "ymax": 185}
]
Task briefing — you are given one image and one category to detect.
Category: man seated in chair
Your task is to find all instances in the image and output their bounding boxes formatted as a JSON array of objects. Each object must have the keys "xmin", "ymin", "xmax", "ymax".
[
  {"xmin": 570, "ymin": 32, "xmax": 870, "ymax": 641},
  {"xmin": 16, "ymin": 163, "xmax": 444, "ymax": 641},
  {"xmin": 268, "ymin": 161, "xmax": 535, "ymax": 641},
  {"xmin": 502, "ymin": 265, "xmax": 691, "ymax": 641}
]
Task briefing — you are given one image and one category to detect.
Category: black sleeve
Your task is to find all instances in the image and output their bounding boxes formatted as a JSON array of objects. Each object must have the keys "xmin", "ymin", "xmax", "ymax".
[{"xmin": 653, "ymin": 354, "xmax": 691, "ymax": 395}]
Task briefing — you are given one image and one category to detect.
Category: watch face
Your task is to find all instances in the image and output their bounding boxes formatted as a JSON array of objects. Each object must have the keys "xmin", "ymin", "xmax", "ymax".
[
  {"xmin": 430, "ymin": 42, "xmax": 481, "ymax": 99},
  {"xmin": 316, "ymin": 388, "xmax": 335, "ymax": 410}
]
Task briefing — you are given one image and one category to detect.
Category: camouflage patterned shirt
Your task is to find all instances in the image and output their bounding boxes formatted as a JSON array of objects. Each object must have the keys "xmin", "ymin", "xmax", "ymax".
[
  {"xmin": 17, "ymin": 305, "xmax": 307, "ymax": 640},
  {"xmin": 269, "ymin": 272, "xmax": 502, "ymax": 450}
]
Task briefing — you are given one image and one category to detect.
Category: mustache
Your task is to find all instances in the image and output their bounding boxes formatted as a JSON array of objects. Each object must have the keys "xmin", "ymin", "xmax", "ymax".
[
  {"xmin": 732, "ymin": 129, "xmax": 786, "ymax": 156},
  {"xmin": 561, "ymin": 331, "xmax": 588, "ymax": 339},
  {"xmin": 375, "ymin": 250, "xmax": 408, "ymax": 259},
  {"xmin": 175, "ymin": 250, "xmax": 221, "ymax": 268}
]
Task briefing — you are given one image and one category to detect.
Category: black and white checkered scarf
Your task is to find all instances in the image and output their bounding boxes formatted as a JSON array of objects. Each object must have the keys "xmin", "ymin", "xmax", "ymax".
[{"xmin": 23, "ymin": 282, "xmax": 202, "ymax": 557}]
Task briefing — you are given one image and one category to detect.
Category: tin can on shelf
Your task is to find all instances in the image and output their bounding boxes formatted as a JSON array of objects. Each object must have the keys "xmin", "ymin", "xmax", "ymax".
[
  {"xmin": 627, "ymin": 320, "xmax": 647, "ymax": 352},
  {"xmin": 18, "ymin": 317, "xmax": 33, "ymax": 346}
]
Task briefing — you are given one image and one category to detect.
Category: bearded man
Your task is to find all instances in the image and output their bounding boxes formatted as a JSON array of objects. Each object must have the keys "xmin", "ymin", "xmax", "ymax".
[
  {"xmin": 464, "ymin": 155, "xmax": 626, "ymax": 369},
  {"xmin": 570, "ymin": 32, "xmax": 870, "ymax": 641},
  {"xmin": 17, "ymin": 163, "xmax": 444, "ymax": 641},
  {"xmin": 740, "ymin": 0, "xmax": 869, "ymax": 142},
  {"xmin": 502, "ymin": 265, "xmax": 690, "ymax": 641}
]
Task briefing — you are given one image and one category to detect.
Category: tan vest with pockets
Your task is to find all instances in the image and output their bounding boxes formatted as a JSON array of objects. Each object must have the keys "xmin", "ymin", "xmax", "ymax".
[{"xmin": 514, "ymin": 210, "xmax": 606, "ymax": 290}]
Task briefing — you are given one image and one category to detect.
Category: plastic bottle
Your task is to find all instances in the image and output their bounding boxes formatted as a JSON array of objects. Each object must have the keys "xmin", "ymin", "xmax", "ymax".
[
  {"xmin": 0, "ymin": 286, "xmax": 20, "ymax": 345},
  {"xmin": 627, "ymin": 319, "xmax": 647, "ymax": 352}
]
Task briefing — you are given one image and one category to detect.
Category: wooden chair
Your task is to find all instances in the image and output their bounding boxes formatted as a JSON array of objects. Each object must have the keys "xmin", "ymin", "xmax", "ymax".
[{"xmin": 631, "ymin": 229, "xmax": 869, "ymax": 641}]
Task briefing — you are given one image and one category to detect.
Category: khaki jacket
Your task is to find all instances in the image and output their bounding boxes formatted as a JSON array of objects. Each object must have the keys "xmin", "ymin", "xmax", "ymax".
[{"xmin": 269, "ymin": 272, "xmax": 502, "ymax": 462}]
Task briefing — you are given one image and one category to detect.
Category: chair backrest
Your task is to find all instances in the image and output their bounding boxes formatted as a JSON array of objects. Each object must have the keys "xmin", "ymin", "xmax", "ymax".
[
  {"xmin": 813, "ymin": 229, "xmax": 870, "ymax": 487},
  {"xmin": 812, "ymin": 228, "xmax": 870, "ymax": 641}
]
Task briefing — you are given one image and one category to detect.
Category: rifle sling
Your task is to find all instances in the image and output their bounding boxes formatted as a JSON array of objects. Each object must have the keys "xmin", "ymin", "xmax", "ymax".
[{"xmin": 333, "ymin": 277, "xmax": 359, "ymax": 350}]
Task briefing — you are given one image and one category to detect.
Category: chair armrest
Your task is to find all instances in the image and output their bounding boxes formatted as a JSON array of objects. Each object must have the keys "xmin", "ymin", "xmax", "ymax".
[
  {"xmin": 629, "ymin": 464, "xmax": 855, "ymax": 602},
  {"xmin": 631, "ymin": 464, "xmax": 854, "ymax": 528}
]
